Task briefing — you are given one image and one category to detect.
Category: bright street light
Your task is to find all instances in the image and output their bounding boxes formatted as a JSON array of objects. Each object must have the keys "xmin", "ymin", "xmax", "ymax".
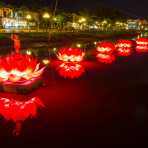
[
  {"xmin": 26, "ymin": 14, "xmax": 32, "ymax": 20},
  {"xmin": 53, "ymin": 17, "xmax": 57, "ymax": 21},
  {"xmin": 78, "ymin": 17, "xmax": 86, "ymax": 23},
  {"xmin": 43, "ymin": 13, "xmax": 51, "ymax": 19}
]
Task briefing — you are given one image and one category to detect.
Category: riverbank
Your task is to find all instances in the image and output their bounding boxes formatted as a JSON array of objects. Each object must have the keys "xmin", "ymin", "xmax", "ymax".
[{"xmin": 0, "ymin": 30, "xmax": 139, "ymax": 55}]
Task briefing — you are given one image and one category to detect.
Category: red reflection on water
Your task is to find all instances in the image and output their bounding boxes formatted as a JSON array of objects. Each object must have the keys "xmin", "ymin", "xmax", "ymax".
[
  {"xmin": 116, "ymin": 40, "xmax": 133, "ymax": 56},
  {"xmin": 11, "ymin": 34, "xmax": 21, "ymax": 53},
  {"xmin": 96, "ymin": 53, "xmax": 115, "ymax": 64},
  {"xmin": 57, "ymin": 62, "xmax": 85, "ymax": 79},
  {"xmin": 0, "ymin": 96, "xmax": 44, "ymax": 136}
]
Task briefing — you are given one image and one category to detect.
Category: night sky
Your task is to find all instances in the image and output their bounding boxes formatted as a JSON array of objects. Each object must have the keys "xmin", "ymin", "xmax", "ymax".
[{"xmin": 2, "ymin": 0, "xmax": 148, "ymax": 18}]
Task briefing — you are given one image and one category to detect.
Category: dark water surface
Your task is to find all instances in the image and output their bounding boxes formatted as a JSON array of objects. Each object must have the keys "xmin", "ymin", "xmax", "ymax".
[{"xmin": 0, "ymin": 33, "xmax": 147, "ymax": 146}]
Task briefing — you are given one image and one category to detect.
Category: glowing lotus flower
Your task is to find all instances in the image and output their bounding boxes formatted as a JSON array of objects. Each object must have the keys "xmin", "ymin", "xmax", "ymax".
[
  {"xmin": 136, "ymin": 37, "xmax": 148, "ymax": 53},
  {"xmin": 0, "ymin": 54, "xmax": 45, "ymax": 83},
  {"xmin": 58, "ymin": 62, "xmax": 85, "ymax": 78},
  {"xmin": 116, "ymin": 40, "xmax": 133, "ymax": 56},
  {"xmin": 96, "ymin": 41, "xmax": 115, "ymax": 54},
  {"xmin": 0, "ymin": 96, "xmax": 44, "ymax": 136},
  {"xmin": 57, "ymin": 47, "xmax": 85, "ymax": 62}
]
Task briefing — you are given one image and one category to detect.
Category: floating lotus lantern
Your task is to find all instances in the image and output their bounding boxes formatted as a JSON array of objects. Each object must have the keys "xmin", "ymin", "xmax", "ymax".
[
  {"xmin": 0, "ymin": 35, "xmax": 45, "ymax": 136},
  {"xmin": 57, "ymin": 47, "xmax": 85, "ymax": 62},
  {"xmin": 57, "ymin": 47, "xmax": 85, "ymax": 78},
  {"xmin": 96, "ymin": 41, "xmax": 115, "ymax": 54},
  {"xmin": 0, "ymin": 35, "xmax": 45, "ymax": 93},
  {"xmin": 116, "ymin": 39, "xmax": 133, "ymax": 56},
  {"xmin": 0, "ymin": 97, "xmax": 44, "ymax": 136},
  {"xmin": 96, "ymin": 41, "xmax": 115, "ymax": 64},
  {"xmin": 136, "ymin": 37, "xmax": 148, "ymax": 53},
  {"xmin": 0, "ymin": 54, "xmax": 45, "ymax": 93}
]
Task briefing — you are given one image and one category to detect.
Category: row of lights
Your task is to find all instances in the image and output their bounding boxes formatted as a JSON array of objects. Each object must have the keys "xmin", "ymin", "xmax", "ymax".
[{"xmin": 26, "ymin": 12, "xmax": 55, "ymax": 20}]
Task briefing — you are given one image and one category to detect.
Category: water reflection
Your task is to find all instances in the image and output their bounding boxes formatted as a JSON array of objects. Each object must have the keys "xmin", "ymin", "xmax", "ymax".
[
  {"xmin": 57, "ymin": 62, "xmax": 85, "ymax": 79},
  {"xmin": 96, "ymin": 53, "xmax": 115, "ymax": 64},
  {"xmin": 0, "ymin": 96, "xmax": 44, "ymax": 136}
]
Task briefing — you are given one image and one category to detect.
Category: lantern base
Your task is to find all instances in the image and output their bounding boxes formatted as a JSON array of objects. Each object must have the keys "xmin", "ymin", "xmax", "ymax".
[{"xmin": 0, "ymin": 77, "xmax": 43, "ymax": 94}]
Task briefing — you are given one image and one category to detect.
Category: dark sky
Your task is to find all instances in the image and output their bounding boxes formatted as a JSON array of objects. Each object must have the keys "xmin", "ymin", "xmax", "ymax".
[{"xmin": 2, "ymin": 0, "xmax": 148, "ymax": 18}]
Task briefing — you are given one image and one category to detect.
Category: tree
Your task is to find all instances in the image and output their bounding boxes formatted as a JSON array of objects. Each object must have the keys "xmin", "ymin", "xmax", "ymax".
[{"xmin": 0, "ymin": 1, "xmax": 6, "ymax": 7}]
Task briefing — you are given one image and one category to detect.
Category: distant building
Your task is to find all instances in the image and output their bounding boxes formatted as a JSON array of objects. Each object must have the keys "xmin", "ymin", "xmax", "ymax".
[
  {"xmin": 138, "ymin": 19, "xmax": 148, "ymax": 30},
  {"xmin": 127, "ymin": 19, "xmax": 139, "ymax": 30},
  {"xmin": 127, "ymin": 19, "xmax": 148, "ymax": 30},
  {"xmin": 13, "ymin": 10, "xmax": 38, "ymax": 29},
  {"xmin": 0, "ymin": 7, "xmax": 37, "ymax": 30},
  {"xmin": 2, "ymin": 17, "xmax": 27, "ymax": 29},
  {"xmin": 0, "ymin": 7, "xmax": 13, "ymax": 18},
  {"xmin": 14, "ymin": 9, "xmax": 39, "ymax": 22}
]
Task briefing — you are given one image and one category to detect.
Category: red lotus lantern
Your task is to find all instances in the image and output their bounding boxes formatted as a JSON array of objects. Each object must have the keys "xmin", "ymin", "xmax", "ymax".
[
  {"xmin": 136, "ymin": 38, "xmax": 148, "ymax": 53},
  {"xmin": 0, "ymin": 54, "xmax": 45, "ymax": 93},
  {"xmin": 0, "ymin": 96, "xmax": 44, "ymax": 136},
  {"xmin": 56, "ymin": 47, "xmax": 85, "ymax": 78},
  {"xmin": 96, "ymin": 41, "xmax": 115, "ymax": 64},
  {"xmin": 116, "ymin": 39, "xmax": 133, "ymax": 56},
  {"xmin": 57, "ymin": 47, "xmax": 85, "ymax": 62},
  {"xmin": 58, "ymin": 62, "xmax": 84, "ymax": 78},
  {"xmin": 96, "ymin": 41, "xmax": 115, "ymax": 54}
]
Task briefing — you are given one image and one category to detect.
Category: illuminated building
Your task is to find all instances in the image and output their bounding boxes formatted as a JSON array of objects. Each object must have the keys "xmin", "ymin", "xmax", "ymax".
[
  {"xmin": 127, "ymin": 19, "xmax": 139, "ymax": 30},
  {"xmin": 0, "ymin": 7, "xmax": 13, "ymax": 18},
  {"xmin": 2, "ymin": 17, "xmax": 28, "ymax": 29}
]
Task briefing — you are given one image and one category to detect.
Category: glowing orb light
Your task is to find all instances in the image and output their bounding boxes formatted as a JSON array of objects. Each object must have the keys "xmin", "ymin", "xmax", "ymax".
[
  {"xmin": 96, "ymin": 41, "xmax": 115, "ymax": 54},
  {"xmin": 136, "ymin": 37, "xmax": 148, "ymax": 53},
  {"xmin": 42, "ymin": 59, "xmax": 50, "ymax": 65},
  {"xmin": 26, "ymin": 50, "xmax": 32, "ymax": 55},
  {"xmin": 96, "ymin": 53, "xmax": 115, "ymax": 64},
  {"xmin": 58, "ymin": 62, "xmax": 85, "ymax": 79},
  {"xmin": 57, "ymin": 47, "xmax": 85, "ymax": 62},
  {"xmin": 0, "ymin": 54, "xmax": 45, "ymax": 93},
  {"xmin": 116, "ymin": 40, "xmax": 133, "ymax": 56},
  {"xmin": 0, "ymin": 97, "xmax": 44, "ymax": 136}
]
